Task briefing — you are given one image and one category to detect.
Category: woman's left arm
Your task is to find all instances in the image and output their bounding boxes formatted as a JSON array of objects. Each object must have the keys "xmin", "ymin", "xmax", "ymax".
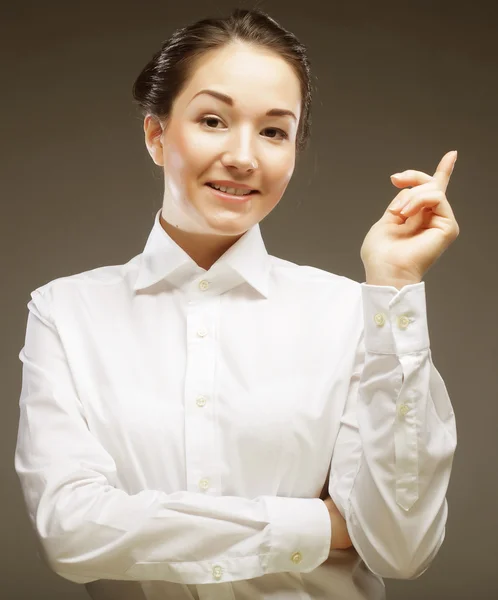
[{"xmin": 327, "ymin": 150, "xmax": 460, "ymax": 579}]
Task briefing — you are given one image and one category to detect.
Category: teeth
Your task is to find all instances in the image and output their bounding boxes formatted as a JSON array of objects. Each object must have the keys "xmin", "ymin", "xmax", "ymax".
[{"xmin": 210, "ymin": 183, "xmax": 252, "ymax": 196}]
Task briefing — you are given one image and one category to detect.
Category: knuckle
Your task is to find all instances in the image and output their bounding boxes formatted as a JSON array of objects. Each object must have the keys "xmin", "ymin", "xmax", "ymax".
[
  {"xmin": 412, "ymin": 189, "xmax": 426, "ymax": 201},
  {"xmin": 445, "ymin": 224, "xmax": 459, "ymax": 239}
]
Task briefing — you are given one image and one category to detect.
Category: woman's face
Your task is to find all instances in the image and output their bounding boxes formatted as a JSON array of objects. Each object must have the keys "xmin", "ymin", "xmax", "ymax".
[{"xmin": 144, "ymin": 42, "xmax": 302, "ymax": 240}]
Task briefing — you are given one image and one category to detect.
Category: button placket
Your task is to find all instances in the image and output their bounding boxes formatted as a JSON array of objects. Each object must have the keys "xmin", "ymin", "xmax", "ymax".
[
  {"xmin": 185, "ymin": 292, "xmax": 218, "ymax": 500},
  {"xmin": 394, "ymin": 312, "xmax": 419, "ymax": 510}
]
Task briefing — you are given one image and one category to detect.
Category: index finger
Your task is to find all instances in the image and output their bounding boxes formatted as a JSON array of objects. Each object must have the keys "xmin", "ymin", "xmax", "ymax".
[{"xmin": 433, "ymin": 150, "xmax": 457, "ymax": 192}]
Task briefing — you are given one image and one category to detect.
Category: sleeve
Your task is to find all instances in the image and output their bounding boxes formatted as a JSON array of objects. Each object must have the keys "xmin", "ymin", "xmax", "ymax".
[
  {"xmin": 14, "ymin": 287, "xmax": 331, "ymax": 585},
  {"xmin": 328, "ymin": 281, "xmax": 457, "ymax": 580}
]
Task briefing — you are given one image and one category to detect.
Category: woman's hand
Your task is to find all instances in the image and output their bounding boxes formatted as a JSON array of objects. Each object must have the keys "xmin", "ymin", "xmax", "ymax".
[
  {"xmin": 323, "ymin": 496, "xmax": 353, "ymax": 552},
  {"xmin": 360, "ymin": 150, "xmax": 460, "ymax": 287}
]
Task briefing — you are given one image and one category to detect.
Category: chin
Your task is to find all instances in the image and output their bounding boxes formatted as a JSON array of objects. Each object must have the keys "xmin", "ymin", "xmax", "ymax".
[{"xmin": 204, "ymin": 215, "xmax": 256, "ymax": 236}]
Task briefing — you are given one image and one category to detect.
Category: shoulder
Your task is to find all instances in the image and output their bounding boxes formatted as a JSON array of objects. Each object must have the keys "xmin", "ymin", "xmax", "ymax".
[
  {"xmin": 28, "ymin": 254, "xmax": 141, "ymax": 309},
  {"xmin": 269, "ymin": 255, "xmax": 361, "ymax": 297}
]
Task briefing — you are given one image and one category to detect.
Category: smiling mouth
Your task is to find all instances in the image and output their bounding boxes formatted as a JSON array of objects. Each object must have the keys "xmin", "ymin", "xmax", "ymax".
[{"xmin": 205, "ymin": 183, "xmax": 259, "ymax": 196}]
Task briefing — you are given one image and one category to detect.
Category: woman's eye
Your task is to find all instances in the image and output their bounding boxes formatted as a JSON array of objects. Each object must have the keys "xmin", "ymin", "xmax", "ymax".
[
  {"xmin": 263, "ymin": 128, "xmax": 288, "ymax": 140},
  {"xmin": 199, "ymin": 117, "xmax": 288, "ymax": 140},
  {"xmin": 200, "ymin": 116, "xmax": 222, "ymax": 129}
]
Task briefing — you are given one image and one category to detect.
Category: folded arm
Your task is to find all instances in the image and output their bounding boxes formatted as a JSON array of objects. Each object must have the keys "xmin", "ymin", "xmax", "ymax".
[{"xmin": 15, "ymin": 287, "xmax": 332, "ymax": 585}]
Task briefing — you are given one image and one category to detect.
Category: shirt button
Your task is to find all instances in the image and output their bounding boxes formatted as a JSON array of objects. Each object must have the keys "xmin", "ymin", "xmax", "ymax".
[
  {"xmin": 196, "ymin": 396, "xmax": 207, "ymax": 407},
  {"xmin": 397, "ymin": 315, "xmax": 411, "ymax": 329},
  {"xmin": 291, "ymin": 551, "xmax": 302, "ymax": 564},
  {"xmin": 197, "ymin": 327, "xmax": 208, "ymax": 337},
  {"xmin": 199, "ymin": 280, "xmax": 210, "ymax": 291},
  {"xmin": 198, "ymin": 478, "xmax": 210, "ymax": 491},
  {"xmin": 374, "ymin": 313, "xmax": 386, "ymax": 327},
  {"xmin": 399, "ymin": 403, "xmax": 410, "ymax": 416},
  {"xmin": 212, "ymin": 565, "xmax": 223, "ymax": 580}
]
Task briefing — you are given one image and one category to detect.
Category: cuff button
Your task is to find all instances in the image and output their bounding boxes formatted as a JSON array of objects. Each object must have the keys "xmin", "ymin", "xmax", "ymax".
[
  {"xmin": 212, "ymin": 565, "xmax": 223, "ymax": 580},
  {"xmin": 397, "ymin": 315, "xmax": 411, "ymax": 329},
  {"xmin": 374, "ymin": 313, "xmax": 386, "ymax": 327}
]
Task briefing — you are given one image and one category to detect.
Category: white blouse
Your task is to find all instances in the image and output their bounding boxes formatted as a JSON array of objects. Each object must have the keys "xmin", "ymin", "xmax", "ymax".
[{"xmin": 15, "ymin": 208, "xmax": 457, "ymax": 600}]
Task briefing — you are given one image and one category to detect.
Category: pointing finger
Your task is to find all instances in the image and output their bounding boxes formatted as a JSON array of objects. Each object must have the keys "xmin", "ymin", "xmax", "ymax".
[{"xmin": 433, "ymin": 150, "xmax": 457, "ymax": 192}]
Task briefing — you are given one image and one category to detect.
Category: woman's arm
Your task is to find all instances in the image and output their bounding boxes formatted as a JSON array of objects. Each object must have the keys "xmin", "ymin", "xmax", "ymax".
[
  {"xmin": 15, "ymin": 286, "xmax": 332, "ymax": 585},
  {"xmin": 327, "ymin": 282, "xmax": 456, "ymax": 579}
]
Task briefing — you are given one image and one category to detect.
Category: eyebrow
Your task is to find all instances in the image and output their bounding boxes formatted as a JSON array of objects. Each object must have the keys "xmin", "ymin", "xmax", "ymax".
[{"xmin": 190, "ymin": 89, "xmax": 297, "ymax": 122}]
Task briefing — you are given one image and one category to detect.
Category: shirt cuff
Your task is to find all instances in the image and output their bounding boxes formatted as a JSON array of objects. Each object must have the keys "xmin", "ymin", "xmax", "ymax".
[
  {"xmin": 360, "ymin": 282, "xmax": 430, "ymax": 354},
  {"xmin": 264, "ymin": 497, "xmax": 331, "ymax": 574}
]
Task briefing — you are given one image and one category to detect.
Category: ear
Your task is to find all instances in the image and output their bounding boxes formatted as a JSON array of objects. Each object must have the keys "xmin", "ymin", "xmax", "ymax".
[{"xmin": 143, "ymin": 115, "xmax": 164, "ymax": 166}]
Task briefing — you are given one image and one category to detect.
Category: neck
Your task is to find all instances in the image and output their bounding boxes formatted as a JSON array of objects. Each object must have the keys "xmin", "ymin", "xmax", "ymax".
[{"xmin": 159, "ymin": 213, "xmax": 243, "ymax": 271}]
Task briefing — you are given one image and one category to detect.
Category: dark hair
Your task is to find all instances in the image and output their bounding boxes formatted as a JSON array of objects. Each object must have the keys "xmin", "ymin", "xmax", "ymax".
[{"xmin": 132, "ymin": 7, "xmax": 313, "ymax": 154}]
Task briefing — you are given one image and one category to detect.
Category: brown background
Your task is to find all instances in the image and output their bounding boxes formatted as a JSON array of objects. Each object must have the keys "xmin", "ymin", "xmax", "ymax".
[{"xmin": 2, "ymin": 0, "xmax": 497, "ymax": 598}]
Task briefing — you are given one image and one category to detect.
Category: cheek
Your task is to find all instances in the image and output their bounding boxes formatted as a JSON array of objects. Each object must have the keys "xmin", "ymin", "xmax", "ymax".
[
  {"xmin": 164, "ymin": 128, "xmax": 210, "ymax": 181},
  {"xmin": 178, "ymin": 126, "xmax": 218, "ymax": 177},
  {"xmin": 269, "ymin": 154, "xmax": 295, "ymax": 192}
]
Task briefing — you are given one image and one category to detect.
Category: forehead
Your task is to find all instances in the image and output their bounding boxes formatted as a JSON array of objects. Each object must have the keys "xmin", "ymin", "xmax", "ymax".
[{"xmin": 177, "ymin": 42, "xmax": 302, "ymax": 118}]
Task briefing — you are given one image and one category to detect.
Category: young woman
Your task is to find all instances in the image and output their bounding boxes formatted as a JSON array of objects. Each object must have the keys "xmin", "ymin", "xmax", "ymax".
[{"xmin": 15, "ymin": 7, "xmax": 459, "ymax": 600}]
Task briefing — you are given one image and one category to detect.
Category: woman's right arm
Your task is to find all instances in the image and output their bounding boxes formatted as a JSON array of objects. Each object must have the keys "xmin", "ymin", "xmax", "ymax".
[
  {"xmin": 323, "ymin": 497, "xmax": 353, "ymax": 551},
  {"xmin": 15, "ymin": 287, "xmax": 332, "ymax": 585}
]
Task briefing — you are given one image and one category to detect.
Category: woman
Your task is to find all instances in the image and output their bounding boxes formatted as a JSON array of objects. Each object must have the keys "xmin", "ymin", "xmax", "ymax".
[{"xmin": 15, "ymin": 7, "xmax": 459, "ymax": 600}]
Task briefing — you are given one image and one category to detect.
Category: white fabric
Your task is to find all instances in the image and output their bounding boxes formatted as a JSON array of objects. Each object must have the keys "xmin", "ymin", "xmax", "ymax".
[{"xmin": 15, "ymin": 208, "xmax": 456, "ymax": 600}]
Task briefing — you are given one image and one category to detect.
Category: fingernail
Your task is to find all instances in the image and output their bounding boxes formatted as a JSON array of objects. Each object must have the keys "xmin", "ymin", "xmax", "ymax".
[
  {"xmin": 390, "ymin": 173, "xmax": 402, "ymax": 179},
  {"xmin": 400, "ymin": 202, "xmax": 411, "ymax": 215},
  {"xmin": 450, "ymin": 150, "xmax": 458, "ymax": 174}
]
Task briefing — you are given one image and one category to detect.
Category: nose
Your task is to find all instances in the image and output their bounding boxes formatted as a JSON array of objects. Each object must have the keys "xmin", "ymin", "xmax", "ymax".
[{"xmin": 221, "ymin": 130, "xmax": 259, "ymax": 172}]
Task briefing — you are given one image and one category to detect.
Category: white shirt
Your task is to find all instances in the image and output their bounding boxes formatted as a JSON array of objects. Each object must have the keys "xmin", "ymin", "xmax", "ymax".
[{"xmin": 15, "ymin": 208, "xmax": 457, "ymax": 600}]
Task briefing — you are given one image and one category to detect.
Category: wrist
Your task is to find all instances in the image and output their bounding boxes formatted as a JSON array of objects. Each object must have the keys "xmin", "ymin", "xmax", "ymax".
[
  {"xmin": 329, "ymin": 509, "xmax": 353, "ymax": 550},
  {"xmin": 364, "ymin": 269, "xmax": 421, "ymax": 290}
]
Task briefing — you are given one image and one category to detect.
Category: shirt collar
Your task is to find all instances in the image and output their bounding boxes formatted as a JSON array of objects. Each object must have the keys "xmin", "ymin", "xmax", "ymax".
[{"xmin": 133, "ymin": 209, "xmax": 271, "ymax": 298}]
